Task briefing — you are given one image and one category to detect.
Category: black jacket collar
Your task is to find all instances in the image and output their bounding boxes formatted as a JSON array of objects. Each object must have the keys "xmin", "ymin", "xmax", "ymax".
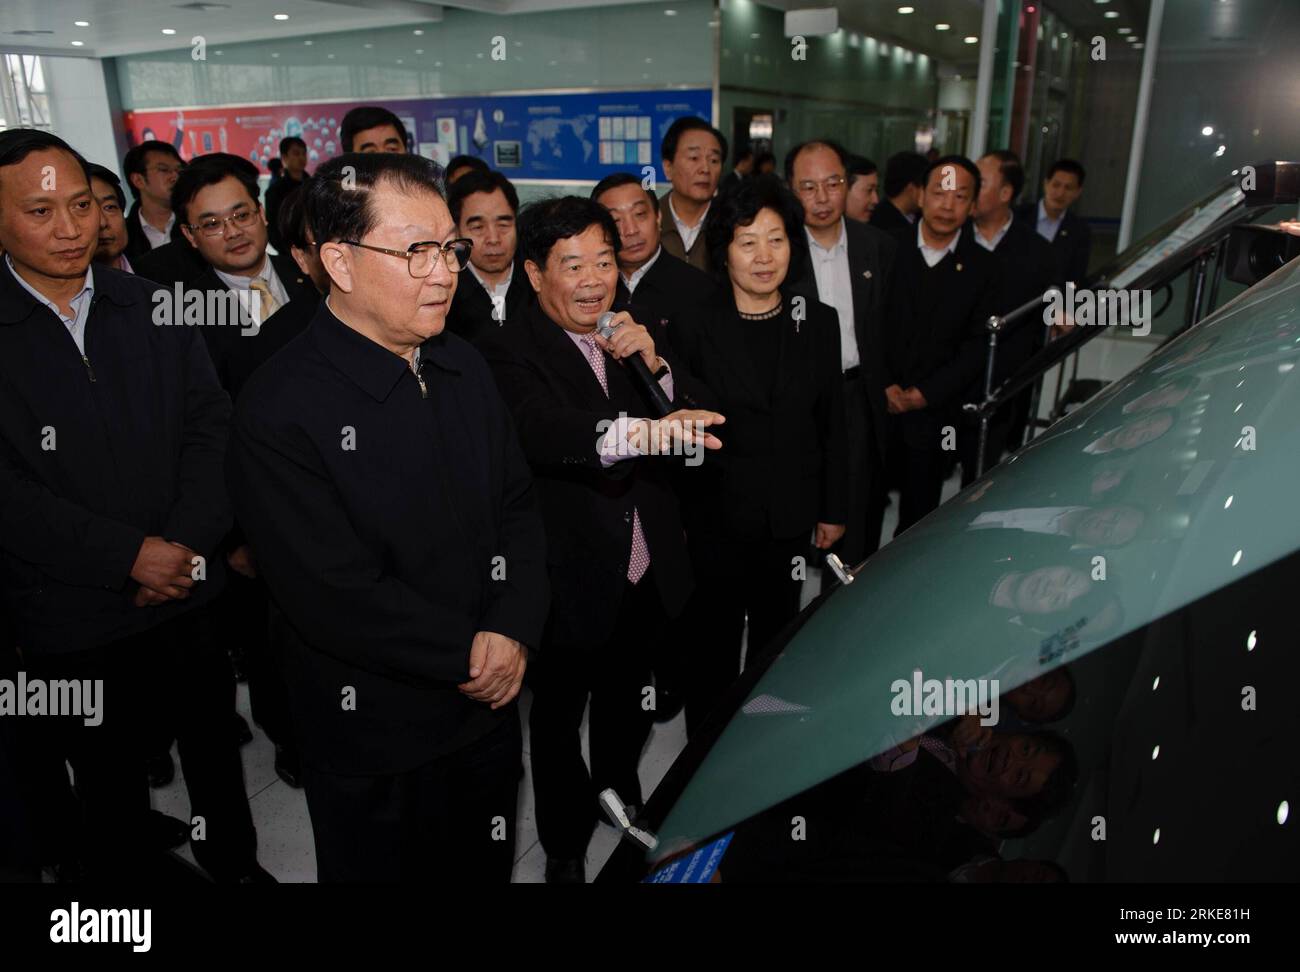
[
  {"xmin": 310, "ymin": 298, "xmax": 461, "ymax": 403},
  {"xmin": 0, "ymin": 258, "xmax": 139, "ymax": 327}
]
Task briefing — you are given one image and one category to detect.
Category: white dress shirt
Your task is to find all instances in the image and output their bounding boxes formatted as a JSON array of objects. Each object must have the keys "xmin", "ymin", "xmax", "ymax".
[
  {"xmin": 917, "ymin": 223, "xmax": 961, "ymax": 268},
  {"xmin": 216, "ymin": 255, "xmax": 290, "ymax": 327},
  {"xmin": 469, "ymin": 261, "xmax": 514, "ymax": 321},
  {"xmin": 621, "ymin": 245, "xmax": 663, "ymax": 296},
  {"xmin": 974, "ymin": 214, "xmax": 1014, "ymax": 252},
  {"xmin": 1035, "ymin": 199, "xmax": 1064, "ymax": 243},
  {"xmin": 668, "ymin": 196, "xmax": 709, "ymax": 254},
  {"xmin": 139, "ymin": 209, "xmax": 176, "ymax": 250},
  {"xmin": 805, "ymin": 220, "xmax": 859, "ymax": 371},
  {"xmin": 564, "ymin": 328, "xmax": 674, "ymax": 465},
  {"xmin": 6, "ymin": 254, "xmax": 94, "ymax": 354}
]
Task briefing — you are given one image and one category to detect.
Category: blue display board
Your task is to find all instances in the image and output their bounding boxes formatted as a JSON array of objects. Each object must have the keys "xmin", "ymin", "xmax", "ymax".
[
  {"xmin": 643, "ymin": 832, "xmax": 733, "ymax": 884},
  {"xmin": 406, "ymin": 89, "xmax": 713, "ymax": 182}
]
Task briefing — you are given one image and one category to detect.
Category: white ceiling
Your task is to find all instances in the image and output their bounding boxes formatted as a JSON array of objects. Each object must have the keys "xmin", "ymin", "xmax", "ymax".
[{"xmin": 0, "ymin": 0, "xmax": 658, "ymax": 58}]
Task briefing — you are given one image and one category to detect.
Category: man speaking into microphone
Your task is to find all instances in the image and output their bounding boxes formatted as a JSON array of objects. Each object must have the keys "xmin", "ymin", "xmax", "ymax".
[{"xmin": 480, "ymin": 195, "xmax": 722, "ymax": 883}]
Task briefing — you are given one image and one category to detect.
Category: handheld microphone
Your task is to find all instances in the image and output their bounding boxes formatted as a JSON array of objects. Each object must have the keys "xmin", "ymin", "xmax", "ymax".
[{"xmin": 595, "ymin": 311, "xmax": 673, "ymax": 417}]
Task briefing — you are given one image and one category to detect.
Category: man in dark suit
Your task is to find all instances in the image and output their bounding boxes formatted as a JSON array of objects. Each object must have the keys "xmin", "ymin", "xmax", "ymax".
[
  {"xmin": 658, "ymin": 116, "xmax": 727, "ymax": 272},
  {"xmin": 591, "ymin": 172, "xmax": 717, "ymax": 346},
  {"xmin": 0, "ymin": 130, "xmax": 266, "ymax": 882},
  {"xmin": 963, "ymin": 151, "xmax": 1062, "ymax": 481},
  {"xmin": 870, "ymin": 150, "xmax": 927, "ymax": 235},
  {"xmin": 1016, "ymin": 158, "xmax": 1091, "ymax": 286},
  {"xmin": 167, "ymin": 154, "xmax": 316, "ymax": 389},
  {"xmin": 444, "ymin": 169, "xmax": 533, "ymax": 343},
  {"xmin": 719, "ymin": 142, "xmax": 754, "ymax": 195},
  {"xmin": 881, "ymin": 155, "xmax": 1000, "ymax": 534},
  {"xmin": 121, "ymin": 140, "xmax": 184, "ymax": 262},
  {"xmin": 480, "ymin": 196, "xmax": 722, "ymax": 883},
  {"xmin": 264, "ymin": 135, "xmax": 308, "ymax": 255},
  {"xmin": 785, "ymin": 140, "xmax": 897, "ymax": 574},
  {"xmin": 227, "ymin": 152, "xmax": 549, "ymax": 883}
]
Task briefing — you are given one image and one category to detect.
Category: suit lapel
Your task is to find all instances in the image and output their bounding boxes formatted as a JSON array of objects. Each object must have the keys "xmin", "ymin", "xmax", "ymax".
[{"xmin": 528, "ymin": 305, "xmax": 610, "ymax": 408}]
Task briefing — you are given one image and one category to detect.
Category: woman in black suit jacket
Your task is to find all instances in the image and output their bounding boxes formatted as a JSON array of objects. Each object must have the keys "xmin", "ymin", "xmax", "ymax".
[{"xmin": 669, "ymin": 176, "xmax": 848, "ymax": 732}]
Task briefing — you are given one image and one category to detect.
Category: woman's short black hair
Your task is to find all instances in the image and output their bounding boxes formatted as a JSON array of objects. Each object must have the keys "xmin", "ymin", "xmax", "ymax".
[
  {"xmin": 305, "ymin": 152, "xmax": 444, "ymax": 247},
  {"xmin": 86, "ymin": 162, "xmax": 126, "ymax": 208},
  {"xmin": 170, "ymin": 153, "xmax": 261, "ymax": 226},
  {"xmin": 516, "ymin": 195, "xmax": 621, "ymax": 269},
  {"xmin": 704, "ymin": 174, "xmax": 807, "ymax": 282}
]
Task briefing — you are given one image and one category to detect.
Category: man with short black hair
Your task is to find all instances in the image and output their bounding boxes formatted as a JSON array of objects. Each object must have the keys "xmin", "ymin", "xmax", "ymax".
[
  {"xmin": 871, "ymin": 150, "xmax": 927, "ymax": 234},
  {"xmin": 786, "ymin": 140, "xmax": 897, "ymax": 571},
  {"xmin": 591, "ymin": 171, "xmax": 716, "ymax": 344},
  {"xmin": 719, "ymin": 142, "xmax": 755, "ymax": 194},
  {"xmin": 86, "ymin": 163, "xmax": 132, "ymax": 272},
  {"xmin": 122, "ymin": 139, "xmax": 184, "ymax": 259},
  {"xmin": 480, "ymin": 195, "xmax": 721, "ymax": 882},
  {"xmin": 339, "ymin": 106, "xmax": 409, "ymax": 154},
  {"xmin": 0, "ymin": 129, "xmax": 266, "ymax": 882},
  {"xmin": 444, "ymin": 169, "xmax": 533, "ymax": 342},
  {"xmin": 659, "ymin": 116, "xmax": 728, "ymax": 272},
  {"xmin": 881, "ymin": 154, "xmax": 1000, "ymax": 532},
  {"xmin": 228, "ymin": 152, "xmax": 549, "ymax": 883},
  {"xmin": 446, "ymin": 154, "xmax": 490, "ymax": 184},
  {"xmin": 1017, "ymin": 158, "xmax": 1091, "ymax": 285},
  {"xmin": 265, "ymin": 135, "xmax": 309, "ymax": 254},
  {"xmin": 963, "ymin": 150, "xmax": 1060, "ymax": 480}
]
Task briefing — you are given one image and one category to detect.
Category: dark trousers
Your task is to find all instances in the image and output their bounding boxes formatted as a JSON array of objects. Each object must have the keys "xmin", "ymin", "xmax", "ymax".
[
  {"xmin": 822, "ymin": 374, "xmax": 886, "ymax": 592},
  {"xmin": 302, "ymin": 712, "xmax": 522, "ymax": 883},
  {"xmin": 683, "ymin": 533, "xmax": 806, "ymax": 736},
  {"xmin": 18, "ymin": 605, "xmax": 256, "ymax": 880},
  {"xmin": 529, "ymin": 572, "xmax": 663, "ymax": 859},
  {"xmin": 887, "ymin": 411, "xmax": 950, "ymax": 536}
]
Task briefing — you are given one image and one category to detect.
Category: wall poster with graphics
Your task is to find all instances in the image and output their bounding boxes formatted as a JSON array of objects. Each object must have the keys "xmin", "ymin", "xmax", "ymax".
[{"xmin": 123, "ymin": 89, "xmax": 712, "ymax": 183}]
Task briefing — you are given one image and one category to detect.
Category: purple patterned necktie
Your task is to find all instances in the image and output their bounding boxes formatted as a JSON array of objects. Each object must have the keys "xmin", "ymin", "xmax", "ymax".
[{"xmin": 580, "ymin": 334, "xmax": 650, "ymax": 584}]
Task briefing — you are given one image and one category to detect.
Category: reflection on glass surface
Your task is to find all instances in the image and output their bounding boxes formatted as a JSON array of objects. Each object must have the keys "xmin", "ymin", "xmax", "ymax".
[{"xmin": 644, "ymin": 255, "xmax": 1300, "ymax": 881}]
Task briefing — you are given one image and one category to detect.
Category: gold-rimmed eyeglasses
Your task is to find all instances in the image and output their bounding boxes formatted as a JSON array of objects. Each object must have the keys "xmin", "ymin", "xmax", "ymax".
[
  {"xmin": 186, "ymin": 208, "xmax": 259, "ymax": 238},
  {"xmin": 341, "ymin": 238, "xmax": 474, "ymax": 277}
]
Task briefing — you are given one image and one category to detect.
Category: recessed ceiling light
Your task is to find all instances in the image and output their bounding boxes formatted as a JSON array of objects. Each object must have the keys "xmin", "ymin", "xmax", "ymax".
[
  {"xmin": 162, "ymin": 28, "xmax": 176, "ymax": 35},
  {"xmin": 363, "ymin": 43, "xmax": 373, "ymax": 48},
  {"xmin": 274, "ymin": 13, "xmax": 289, "ymax": 21},
  {"xmin": 1202, "ymin": 125, "xmax": 1214, "ymax": 135},
  {"xmin": 415, "ymin": 48, "xmax": 423, "ymax": 54},
  {"xmin": 964, "ymin": 36, "xmax": 978, "ymax": 44},
  {"xmin": 898, "ymin": 5, "xmax": 915, "ymax": 12},
  {"xmin": 1104, "ymin": 10, "xmax": 1119, "ymax": 18},
  {"xmin": 1134, "ymin": 42, "xmax": 1144, "ymax": 48},
  {"xmin": 935, "ymin": 23, "xmax": 951, "ymax": 31},
  {"xmin": 70, "ymin": 40, "xmax": 85, "ymax": 46},
  {"xmin": 74, "ymin": 20, "xmax": 89, "ymax": 28},
  {"xmin": 413, "ymin": 29, "xmax": 424, "ymax": 35},
  {"xmin": 1118, "ymin": 27, "xmax": 1132, "ymax": 34}
]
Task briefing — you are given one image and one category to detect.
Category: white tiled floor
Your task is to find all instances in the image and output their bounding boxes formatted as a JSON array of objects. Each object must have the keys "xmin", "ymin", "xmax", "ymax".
[{"xmin": 153, "ymin": 473, "xmax": 963, "ymax": 883}]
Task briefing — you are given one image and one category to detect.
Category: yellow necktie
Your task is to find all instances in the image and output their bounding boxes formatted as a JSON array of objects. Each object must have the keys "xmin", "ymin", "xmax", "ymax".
[{"xmin": 249, "ymin": 278, "xmax": 281, "ymax": 322}]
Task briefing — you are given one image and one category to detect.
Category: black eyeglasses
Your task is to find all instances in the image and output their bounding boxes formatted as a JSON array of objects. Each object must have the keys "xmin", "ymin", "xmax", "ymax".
[{"xmin": 340, "ymin": 238, "xmax": 473, "ymax": 277}]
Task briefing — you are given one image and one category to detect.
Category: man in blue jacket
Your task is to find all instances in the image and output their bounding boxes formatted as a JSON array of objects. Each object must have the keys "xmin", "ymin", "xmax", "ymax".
[{"xmin": 0, "ymin": 129, "xmax": 266, "ymax": 881}]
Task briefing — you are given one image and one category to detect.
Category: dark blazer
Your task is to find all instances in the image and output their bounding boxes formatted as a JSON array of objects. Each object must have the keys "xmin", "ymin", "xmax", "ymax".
[
  {"xmin": 226, "ymin": 303, "xmax": 549, "ymax": 775},
  {"xmin": 176, "ymin": 252, "xmax": 316, "ymax": 391},
  {"xmin": 479, "ymin": 301, "xmax": 696, "ymax": 648},
  {"xmin": 869, "ymin": 197, "xmax": 913, "ymax": 235},
  {"xmin": 131, "ymin": 239, "xmax": 207, "ymax": 288},
  {"xmin": 1016, "ymin": 201, "xmax": 1092, "ymax": 285},
  {"xmin": 658, "ymin": 193, "xmax": 711, "ymax": 273},
  {"xmin": 975, "ymin": 217, "xmax": 1061, "ymax": 392},
  {"xmin": 0, "ymin": 262, "xmax": 231, "ymax": 655},
  {"xmin": 614, "ymin": 247, "xmax": 718, "ymax": 348},
  {"xmin": 124, "ymin": 200, "xmax": 161, "ymax": 262},
  {"xmin": 881, "ymin": 226, "xmax": 1001, "ymax": 421},
  {"xmin": 225, "ymin": 292, "xmax": 320, "ymax": 405},
  {"xmin": 668, "ymin": 288, "xmax": 849, "ymax": 540},
  {"xmin": 444, "ymin": 260, "xmax": 535, "ymax": 345},
  {"xmin": 788, "ymin": 219, "xmax": 898, "ymax": 462}
]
